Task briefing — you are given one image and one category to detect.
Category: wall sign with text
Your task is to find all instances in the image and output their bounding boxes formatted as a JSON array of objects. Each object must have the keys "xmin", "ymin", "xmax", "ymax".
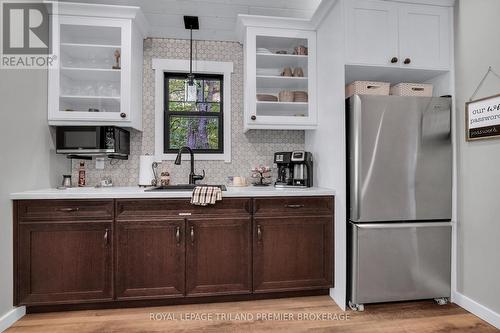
[{"xmin": 466, "ymin": 94, "xmax": 500, "ymax": 141}]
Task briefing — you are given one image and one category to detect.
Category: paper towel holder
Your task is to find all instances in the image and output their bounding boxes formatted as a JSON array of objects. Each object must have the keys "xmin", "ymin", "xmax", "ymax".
[
  {"xmin": 151, "ymin": 162, "xmax": 159, "ymax": 186},
  {"xmin": 138, "ymin": 154, "xmax": 162, "ymax": 187}
]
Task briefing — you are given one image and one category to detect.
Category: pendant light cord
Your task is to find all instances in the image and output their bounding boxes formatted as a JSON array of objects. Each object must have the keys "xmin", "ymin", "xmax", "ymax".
[
  {"xmin": 190, "ymin": 27, "xmax": 193, "ymax": 76},
  {"xmin": 189, "ymin": 27, "xmax": 193, "ymax": 85}
]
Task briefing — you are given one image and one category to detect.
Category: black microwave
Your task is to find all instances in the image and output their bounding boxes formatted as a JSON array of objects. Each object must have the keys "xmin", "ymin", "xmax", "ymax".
[{"xmin": 56, "ymin": 126, "xmax": 130, "ymax": 159}]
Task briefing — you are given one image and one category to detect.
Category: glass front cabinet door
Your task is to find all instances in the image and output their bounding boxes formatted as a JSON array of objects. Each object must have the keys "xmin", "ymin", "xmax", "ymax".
[
  {"xmin": 48, "ymin": 13, "xmax": 144, "ymax": 130},
  {"xmin": 243, "ymin": 27, "xmax": 317, "ymax": 131}
]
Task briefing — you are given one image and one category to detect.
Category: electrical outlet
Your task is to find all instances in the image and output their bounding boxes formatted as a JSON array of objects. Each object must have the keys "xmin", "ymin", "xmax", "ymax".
[{"xmin": 96, "ymin": 157, "xmax": 105, "ymax": 170}]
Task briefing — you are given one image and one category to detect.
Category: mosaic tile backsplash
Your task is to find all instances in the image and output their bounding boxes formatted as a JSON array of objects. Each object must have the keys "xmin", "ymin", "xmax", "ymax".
[{"xmin": 72, "ymin": 38, "xmax": 305, "ymax": 186}]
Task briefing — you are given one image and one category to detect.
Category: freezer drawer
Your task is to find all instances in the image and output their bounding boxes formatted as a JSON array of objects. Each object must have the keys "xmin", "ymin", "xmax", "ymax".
[{"xmin": 349, "ymin": 222, "xmax": 451, "ymax": 305}]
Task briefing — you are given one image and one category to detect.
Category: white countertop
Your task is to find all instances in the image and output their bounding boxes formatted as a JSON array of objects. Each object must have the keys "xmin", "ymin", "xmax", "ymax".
[{"xmin": 10, "ymin": 186, "xmax": 335, "ymax": 200}]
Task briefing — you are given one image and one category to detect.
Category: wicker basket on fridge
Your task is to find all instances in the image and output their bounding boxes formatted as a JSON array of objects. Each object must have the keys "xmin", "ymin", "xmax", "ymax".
[
  {"xmin": 346, "ymin": 81, "xmax": 390, "ymax": 98},
  {"xmin": 390, "ymin": 83, "xmax": 433, "ymax": 97}
]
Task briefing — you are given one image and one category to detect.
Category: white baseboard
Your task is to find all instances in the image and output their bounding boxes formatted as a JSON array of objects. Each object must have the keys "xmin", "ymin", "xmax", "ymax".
[
  {"xmin": 329, "ymin": 287, "xmax": 346, "ymax": 311},
  {"xmin": 453, "ymin": 291, "xmax": 500, "ymax": 329},
  {"xmin": 0, "ymin": 306, "xmax": 25, "ymax": 333}
]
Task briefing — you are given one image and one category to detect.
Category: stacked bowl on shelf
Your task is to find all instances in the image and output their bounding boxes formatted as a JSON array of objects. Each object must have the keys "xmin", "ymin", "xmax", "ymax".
[
  {"xmin": 256, "ymin": 94, "xmax": 278, "ymax": 102},
  {"xmin": 293, "ymin": 91, "xmax": 308, "ymax": 102}
]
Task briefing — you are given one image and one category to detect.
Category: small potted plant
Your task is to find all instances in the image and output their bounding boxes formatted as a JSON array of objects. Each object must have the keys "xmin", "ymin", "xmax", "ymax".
[{"xmin": 251, "ymin": 165, "xmax": 272, "ymax": 186}]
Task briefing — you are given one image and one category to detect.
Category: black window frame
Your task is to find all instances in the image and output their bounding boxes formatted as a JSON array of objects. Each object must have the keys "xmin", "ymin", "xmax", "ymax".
[{"xmin": 164, "ymin": 72, "xmax": 224, "ymax": 154}]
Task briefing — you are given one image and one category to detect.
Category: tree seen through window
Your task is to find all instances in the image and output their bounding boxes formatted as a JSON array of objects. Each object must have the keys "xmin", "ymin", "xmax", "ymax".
[{"xmin": 164, "ymin": 73, "xmax": 223, "ymax": 153}]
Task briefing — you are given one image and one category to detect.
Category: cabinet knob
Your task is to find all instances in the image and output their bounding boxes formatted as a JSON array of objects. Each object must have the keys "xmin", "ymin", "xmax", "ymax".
[
  {"xmin": 403, "ymin": 58, "xmax": 411, "ymax": 65},
  {"xmin": 390, "ymin": 57, "xmax": 398, "ymax": 63},
  {"xmin": 120, "ymin": 113, "xmax": 127, "ymax": 118},
  {"xmin": 251, "ymin": 115, "xmax": 257, "ymax": 121}
]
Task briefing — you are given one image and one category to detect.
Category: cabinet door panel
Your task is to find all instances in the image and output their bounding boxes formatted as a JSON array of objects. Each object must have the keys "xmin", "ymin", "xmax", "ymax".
[
  {"xmin": 116, "ymin": 220, "xmax": 185, "ymax": 299},
  {"xmin": 18, "ymin": 222, "xmax": 112, "ymax": 305},
  {"xmin": 186, "ymin": 217, "xmax": 251, "ymax": 296},
  {"xmin": 399, "ymin": 4, "xmax": 450, "ymax": 69},
  {"xmin": 253, "ymin": 216, "xmax": 333, "ymax": 292},
  {"xmin": 345, "ymin": 0, "xmax": 399, "ymax": 66}
]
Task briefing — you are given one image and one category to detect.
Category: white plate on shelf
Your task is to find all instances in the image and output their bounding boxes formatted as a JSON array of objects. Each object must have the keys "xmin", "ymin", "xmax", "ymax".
[
  {"xmin": 257, "ymin": 48, "xmax": 272, "ymax": 54},
  {"xmin": 256, "ymin": 68, "xmax": 281, "ymax": 76}
]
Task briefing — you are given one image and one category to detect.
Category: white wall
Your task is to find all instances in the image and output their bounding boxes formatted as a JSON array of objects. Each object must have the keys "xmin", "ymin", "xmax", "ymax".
[
  {"xmin": 454, "ymin": 0, "xmax": 500, "ymax": 326},
  {"xmin": 305, "ymin": 0, "xmax": 346, "ymax": 310},
  {"xmin": 0, "ymin": 69, "xmax": 66, "ymax": 329}
]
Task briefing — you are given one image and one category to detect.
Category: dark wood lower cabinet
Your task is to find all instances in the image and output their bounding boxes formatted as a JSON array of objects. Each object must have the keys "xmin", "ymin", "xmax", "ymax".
[
  {"xmin": 14, "ymin": 197, "xmax": 334, "ymax": 310},
  {"xmin": 253, "ymin": 216, "xmax": 333, "ymax": 293},
  {"xmin": 18, "ymin": 221, "xmax": 112, "ymax": 305},
  {"xmin": 115, "ymin": 219, "xmax": 185, "ymax": 300},
  {"xmin": 186, "ymin": 217, "xmax": 252, "ymax": 296}
]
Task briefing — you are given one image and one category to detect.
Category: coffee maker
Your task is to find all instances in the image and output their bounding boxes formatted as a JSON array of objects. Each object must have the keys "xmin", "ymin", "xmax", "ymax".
[{"xmin": 274, "ymin": 151, "xmax": 313, "ymax": 188}]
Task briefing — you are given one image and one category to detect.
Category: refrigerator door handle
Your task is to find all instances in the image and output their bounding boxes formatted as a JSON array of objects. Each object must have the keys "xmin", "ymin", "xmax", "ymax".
[
  {"xmin": 355, "ymin": 222, "xmax": 452, "ymax": 229},
  {"xmin": 350, "ymin": 95, "xmax": 362, "ymax": 221}
]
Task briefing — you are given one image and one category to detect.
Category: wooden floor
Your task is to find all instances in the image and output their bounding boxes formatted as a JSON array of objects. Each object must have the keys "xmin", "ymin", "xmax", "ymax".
[{"xmin": 7, "ymin": 296, "xmax": 498, "ymax": 333}]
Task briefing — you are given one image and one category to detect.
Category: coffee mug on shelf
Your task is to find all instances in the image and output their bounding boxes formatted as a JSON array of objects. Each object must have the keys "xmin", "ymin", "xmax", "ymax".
[{"xmin": 281, "ymin": 67, "xmax": 293, "ymax": 77}]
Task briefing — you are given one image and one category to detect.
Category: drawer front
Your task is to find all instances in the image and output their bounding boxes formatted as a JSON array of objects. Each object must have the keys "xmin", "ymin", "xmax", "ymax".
[
  {"xmin": 116, "ymin": 198, "xmax": 252, "ymax": 220},
  {"xmin": 349, "ymin": 222, "xmax": 451, "ymax": 304},
  {"xmin": 253, "ymin": 196, "xmax": 334, "ymax": 216},
  {"xmin": 17, "ymin": 200, "xmax": 114, "ymax": 221}
]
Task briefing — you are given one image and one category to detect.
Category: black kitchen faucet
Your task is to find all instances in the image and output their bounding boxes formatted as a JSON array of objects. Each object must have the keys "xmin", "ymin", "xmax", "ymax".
[{"xmin": 174, "ymin": 146, "xmax": 205, "ymax": 185}]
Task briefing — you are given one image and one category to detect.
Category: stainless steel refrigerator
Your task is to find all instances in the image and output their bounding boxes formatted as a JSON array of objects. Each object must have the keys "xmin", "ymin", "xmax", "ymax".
[{"xmin": 346, "ymin": 95, "xmax": 452, "ymax": 310}]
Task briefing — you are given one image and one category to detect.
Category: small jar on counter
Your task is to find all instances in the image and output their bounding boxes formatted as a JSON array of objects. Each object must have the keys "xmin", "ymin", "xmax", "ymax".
[{"xmin": 160, "ymin": 172, "xmax": 170, "ymax": 187}]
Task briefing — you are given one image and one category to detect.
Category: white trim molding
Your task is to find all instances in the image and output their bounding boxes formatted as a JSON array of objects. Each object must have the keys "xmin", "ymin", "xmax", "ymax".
[
  {"xmin": 0, "ymin": 307, "xmax": 26, "ymax": 332},
  {"xmin": 453, "ymin": 292, "xmax": 500, "ymax": 329},
  {"xmin": 152, "ymin": 59, "xmax": 234, "ymax": 163},
  {"xmin": 55, "ymin": 1, "xmax": 149, "ymax": 37}
]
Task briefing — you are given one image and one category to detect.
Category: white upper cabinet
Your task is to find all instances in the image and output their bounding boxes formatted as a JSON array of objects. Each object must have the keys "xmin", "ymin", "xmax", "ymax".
[
  {"xmin": 238, "ymin": 15, "xmax": 317, "ymax": 131},
  {"xmin": 344, "ymin": 0, "xmax": 451, "ymax": 70},
  {"xmin": 48, "ymin": 3, "xmax": 147, "ymax": 130},
  {"xmin": 398, "ymin": 4, "xmax": 450, "ymax": 69},
  {"xmin": 345, "ymin": 0, "xmax": 399, "ymax": 66}
]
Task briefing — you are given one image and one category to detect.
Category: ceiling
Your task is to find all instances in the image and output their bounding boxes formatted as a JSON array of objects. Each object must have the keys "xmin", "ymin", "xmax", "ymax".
[{"xmin": 60, "ymin": 0, "xmax": 322, "ymax": 41}]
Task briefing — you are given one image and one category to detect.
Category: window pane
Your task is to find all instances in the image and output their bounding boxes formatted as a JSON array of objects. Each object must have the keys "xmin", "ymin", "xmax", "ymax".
[
  {"xmin": 168, "ymin": 77, "xmax": 222, "ymax": 103},
  {"xmin": 169, "ymin": 101, "xmax": 196, "ymax": 112},
  {"xmin": 197, "ymin": 102, "xmax": 220, "ymax": 113},
  {"xmin": 204, "ymin": 80, "xmax": 221, "ymax": 102},
  {"xmin": 168, "ymin": 78, "xmax": 188, "ymax": 101},
  {"xmin": 168, "ymin": 101, "xmax": 220, "ymax": 113},
  {"xmin": 169, "ymin": 116, "xmax": 220, "ymax": 150}
]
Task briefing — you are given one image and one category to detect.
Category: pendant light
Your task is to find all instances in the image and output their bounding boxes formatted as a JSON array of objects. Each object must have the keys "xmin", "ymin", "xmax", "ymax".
[{"xmin": 184, "ymin": 16, "xmax": 199, "ymax": 102}]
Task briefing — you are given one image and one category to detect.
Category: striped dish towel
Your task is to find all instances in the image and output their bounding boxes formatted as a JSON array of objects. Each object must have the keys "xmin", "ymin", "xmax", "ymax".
[{"xmin": 191, "ymin": 186, "xmax": 222, "ymax": 206}]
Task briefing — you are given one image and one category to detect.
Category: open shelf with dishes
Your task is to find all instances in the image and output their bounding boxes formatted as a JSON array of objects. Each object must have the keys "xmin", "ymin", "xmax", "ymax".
[
  {"xmin": 240, "ymin": 22, "xmax": 317, "ymax": 131},
  {"xmin": 255, "ymin": 34, "xmax": 312, "ymax": 119}
]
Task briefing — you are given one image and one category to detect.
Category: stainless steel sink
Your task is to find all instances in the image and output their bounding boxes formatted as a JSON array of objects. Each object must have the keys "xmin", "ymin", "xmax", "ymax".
[{"xmin": 145, "ymin": 184, "xmax": 227, "ymax": 192}]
